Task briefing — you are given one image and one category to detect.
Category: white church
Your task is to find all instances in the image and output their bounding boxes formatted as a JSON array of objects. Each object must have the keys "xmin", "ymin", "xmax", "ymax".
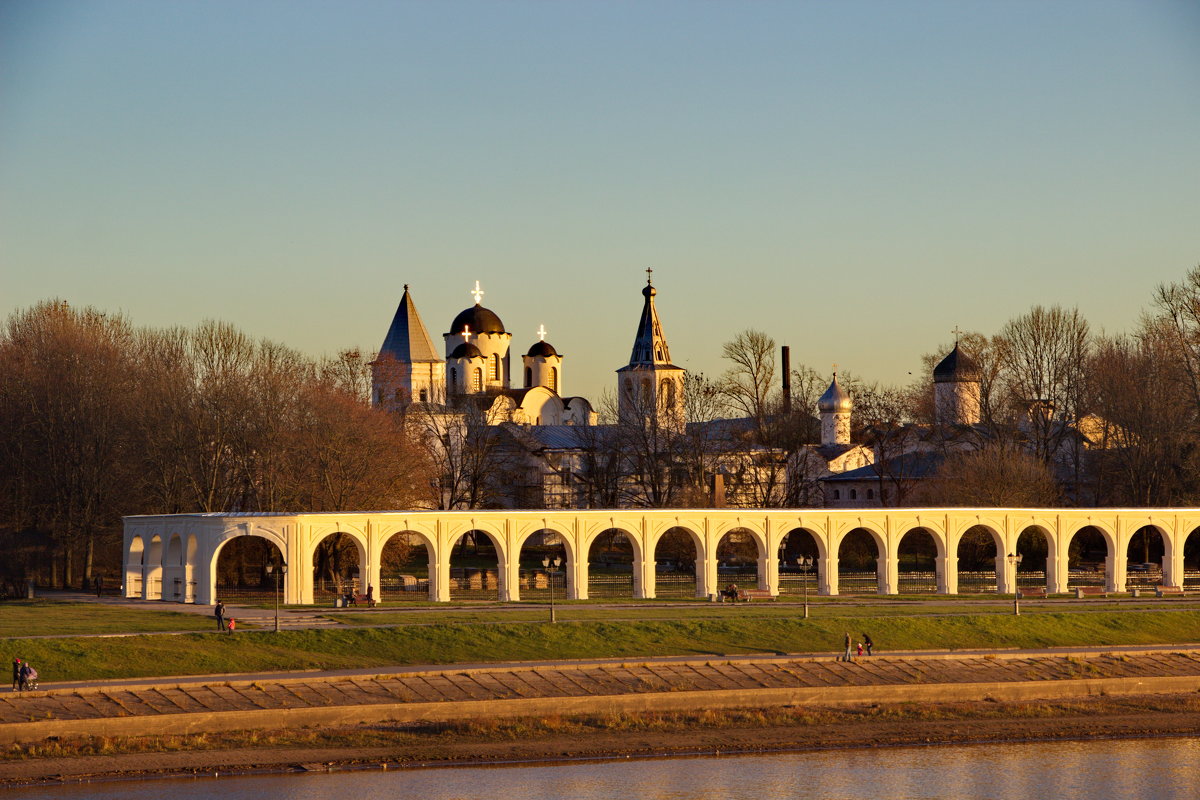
[{"xmin": 369, "ymin": 275, "xmax": 873, "ymax": 509}]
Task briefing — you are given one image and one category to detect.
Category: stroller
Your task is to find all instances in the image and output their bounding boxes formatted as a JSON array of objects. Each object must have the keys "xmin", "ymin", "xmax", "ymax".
[{"xmin": 19, "ymin": 664, "xmax": 38, "ymax": 691}]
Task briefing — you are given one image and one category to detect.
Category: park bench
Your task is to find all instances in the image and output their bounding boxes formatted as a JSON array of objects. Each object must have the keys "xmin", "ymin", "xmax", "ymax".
[
  {"xmin": 1016, "ymin": 587, "xmax": 1046, "ymax": 598},
  {"xmin": 1155, "ymin": 586, "xmax": 1185, "ymax": 598},
  {"xmin": 1073, "ymin": 586, "xmax": 1107, "ymax": 599},
  {"xmin": 736, "ymin": 589, "xmax": 776, "ymax": 602}
]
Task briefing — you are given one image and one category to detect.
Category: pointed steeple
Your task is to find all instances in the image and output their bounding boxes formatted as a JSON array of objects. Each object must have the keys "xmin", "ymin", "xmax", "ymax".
[
  {"xmin": 617, "ymin": 271, "xmax": 686, "ymax": 428},
  {"xmin": 379, "ymin": 284, "xmax": 440, "ymax": 364},
  {"xmin": 627, "ymin": 269, "xmax": 674, "ymax": 366}
]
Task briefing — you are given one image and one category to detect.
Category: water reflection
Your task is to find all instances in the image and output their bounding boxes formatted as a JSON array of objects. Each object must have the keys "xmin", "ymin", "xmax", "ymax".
[{"xmin": 10, "ymin": 738, "xmax": 1200, "ymax": 800}]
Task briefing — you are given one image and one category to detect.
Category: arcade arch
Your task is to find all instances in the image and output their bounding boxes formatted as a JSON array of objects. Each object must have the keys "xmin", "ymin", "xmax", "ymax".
[
  {"xmin": 1185, "ymin": 527, "xmax": 1200, "ymax": 589},
  {"xmin": 956, "ymin": 525, "xmax": 1000, "ymax": 593},
  {"xmin": 653, "ymin": 527, "xmax": 699, "ymax": 598},
  {"xmin": 838, "ymin": 528, "xmax": 882, "ymax": 594},
  {"xmin": 1067, "ymin": 525, "xmax": 1110, "ymax": 589},
  {"xmin": 379, "ymin": 531, "xmax": 433, "ymax": 601},
  {"xmin": 517, "ymin": 529, "xmax": 570, "ymax": 601},
  {"xmin": 312, "ymin": 531, "xmax": 364, "ymax": 602},
  {"xmin": 588, "ymin": 529, "xmax": 634, "ymax": 598},
  {"xmin": 896, "ymin": 527, "xmax": 939, "ymax": 594},
  {"xmin": 716, "ymin": 528, "xmax": 760, "ymax": 593},
  {"xmin": 1125, "ymin": 525, "xmax": 1165, "ymax": 589},
  {"xmin": 777, "ymin": 527, "xmax": 821, "ymax": 596},
  {"xmin": 213, "ymin": 535, "xmax": 285, "ymax": 603},
  {"xmin": 449, "ymin": 529, "xmax": 501, "ymax": 601}
]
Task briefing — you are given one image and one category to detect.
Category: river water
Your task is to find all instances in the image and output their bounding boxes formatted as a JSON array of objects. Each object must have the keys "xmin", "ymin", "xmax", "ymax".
[{"xmin": 10, "ymin": 737, "xmax": 1200, "ymax": 800}]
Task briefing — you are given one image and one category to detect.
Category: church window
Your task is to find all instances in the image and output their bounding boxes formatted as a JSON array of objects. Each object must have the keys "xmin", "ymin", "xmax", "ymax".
[
  {"xmin": 549, "ymin": 367, "xmax": 558, "ymax": 393},
  {"xmin": 642, "ymin": 378, "xmax": 652, "ymax": 400},
  {"xmin": 525, "ymin": 366, "xmax": 532, "ymax": 388},
  {"xmin": 833, "ymin": 490, "xmax": 841, "ymax": 500},
  {"xmin": 394, "ymin": 389, "xmax": 403, "ymax": 403},
  {"xmin": 471, "ymin": 368, "xmax": 482, "ymax": 393},
  {"xmin": 660, "ymin": 378, "xmax": 676, "ymax": 409},
  {"xmin": 419, "ymin": 389, "xmax": 428, "ymax": 402},
  {"xmin": 866, "ymin": 488, "xmax": 874, "ymax": 500},
  {"xmin": 850, "ymin": 489, "xmax": 857, "ymax": 500},
  {"xmin": 491, "ymin": 354, "xmax": 501, "ymax": 381}
]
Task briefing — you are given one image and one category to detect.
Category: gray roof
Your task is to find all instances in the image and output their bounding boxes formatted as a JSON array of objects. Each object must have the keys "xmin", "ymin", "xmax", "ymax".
[
  {"xmin": 378, "ymin": 286, "xmax": 441, "ymax": 364},
  {"xmin": 624, "ymin": 278, "xmax": 678, "ymax": 368}
]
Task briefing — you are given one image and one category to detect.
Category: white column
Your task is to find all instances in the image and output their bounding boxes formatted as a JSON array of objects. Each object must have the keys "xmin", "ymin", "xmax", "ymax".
[
  {"xmin": 501, "ymin": 551, "xmax": 520, "ymax": 602},
  {"xmin": 759, "ymin": 554, "xmax": 775, "ymax": 594},
  {"xmin": 820, "ymin": 554, "xmax": 838, "ymax": 596},
  {"xmin": 879, "ymin": 552, "xmax": 897, "ymax": 595},
  {"xmin": 1163, "ymin": 523, "xmax": 1184, "ymax": 588}
]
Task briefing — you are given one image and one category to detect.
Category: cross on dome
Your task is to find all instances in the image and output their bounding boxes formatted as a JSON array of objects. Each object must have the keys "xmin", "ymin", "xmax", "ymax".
[
  {"xmin": 832, "ymin": 363, "xmax": 839, "ymax": 377},
  {"xmin": 462, "ymin": 324, "xmax": 471, "ymax": 337},
  {"xmin": 470, "ymin": 280, "xmax": 485, "ymax": 305},
  {"xmin": 951, "ymin": 325, "xmax": 963, "ymax": 344},
  {"xmin": 645, "ymin": 267, "xmax": 653, "ymax": 284},
  {"xmin": 537, "ymin": 324, "xmax": 547, "ymax": 341}
]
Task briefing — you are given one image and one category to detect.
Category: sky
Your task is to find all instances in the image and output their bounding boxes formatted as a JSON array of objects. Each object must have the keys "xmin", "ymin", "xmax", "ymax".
[{"xmin": 3, "ymin": 0, "xmax": 1198, "ymax": 403}]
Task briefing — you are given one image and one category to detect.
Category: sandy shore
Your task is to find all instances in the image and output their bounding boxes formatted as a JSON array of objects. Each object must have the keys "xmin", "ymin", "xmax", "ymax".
[{"xmin": 3, "ymin": 694, "xmax": 1198, "ymax": 787}]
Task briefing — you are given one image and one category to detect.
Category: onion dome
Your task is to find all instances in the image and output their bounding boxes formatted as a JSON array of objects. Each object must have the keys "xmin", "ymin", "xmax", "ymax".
[
  {"xmin": 526, "ymin": 340, "xmax": 559, "ymax": 358},
  {"xmin": 933, "ymin": 343, "xmax": 981, "ymax": 383},
  {"xmin": 449, "ymin": 305, "xmax": 506, "ymax": 335},
  {"xmin": 449, "ymin": 342, "xmax": 483, "ymax": 359},
  {"xmin": 818, "ymin": 374, "xmax": 852, "ymax": 413}
]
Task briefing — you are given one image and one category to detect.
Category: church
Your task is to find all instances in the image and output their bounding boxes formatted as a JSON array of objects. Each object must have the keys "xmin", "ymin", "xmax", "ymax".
[{"xmin": 370, "ymin": 275, "xmax": 871, "ymax": 510}]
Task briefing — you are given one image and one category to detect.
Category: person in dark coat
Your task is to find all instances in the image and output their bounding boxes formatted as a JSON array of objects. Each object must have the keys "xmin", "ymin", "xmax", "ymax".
[
  {"xmin": 95, "ymin": 576, "xmax": 104, "ymax": 597},
  {"xmin": 862, "ymin": 633, "xmax": 873, "ymax": 656},
  {"xmin": 214, "ymin": 601, "xmax": 226, "ymax": 631},
  {"xmin": 11, "ymin": 658, "xmax": 20, "ymax": 692}
]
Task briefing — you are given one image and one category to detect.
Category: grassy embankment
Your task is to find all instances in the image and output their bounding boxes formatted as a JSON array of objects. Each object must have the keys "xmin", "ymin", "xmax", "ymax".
[{"xmin": 3, "ymin": 600, "xmax": 1198, "ymax": 683}]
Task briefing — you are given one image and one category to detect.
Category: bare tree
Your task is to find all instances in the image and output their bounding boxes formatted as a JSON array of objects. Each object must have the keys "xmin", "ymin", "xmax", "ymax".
[
  {"xmin": 719, "ymin": 329, "xmax": 776, "ymax": 439},
  {"xmin": 920, "ymin": 445, "xmax": 1060, "ymax": 507},
  {"xmin": 994, "ymin": 305, "xmax": 1091, "ymax": 467}
]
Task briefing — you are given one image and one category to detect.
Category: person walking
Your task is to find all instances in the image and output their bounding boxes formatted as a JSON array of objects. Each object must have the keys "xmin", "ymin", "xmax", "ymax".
[
  {"xmin": 863, "ymin": 633, "xmax": 873, "ymax": 656},
  {"xmin": 842, "ymin": 632, "xmax": 853, "ymax": 662},
  {"xmin": 11, "ymin": 658, "xmax": 20, "ymax": 692},
  {"xmin": 18, "ymin": 662, "xmax": 35, "ymax": 691},
  {"xmin": 95, "ymin": 576, "xmax": 103, "ymax": 598},
  {"xmin": 214, "ymin": 601, "xmax": 226, "ymax": 631}
]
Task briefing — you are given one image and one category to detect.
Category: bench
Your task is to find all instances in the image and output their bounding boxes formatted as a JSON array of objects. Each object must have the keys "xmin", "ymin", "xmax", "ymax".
[
  {"xmin": 1074, "ymin": 586, "xmax": 1107, "ymax": 599},
  {"xmin": 1156, "ymin": 586, "xmax": 1185, "ymax": 598},
  {"xmin": 1016, "ymin": 587, "xmax": 1046, "ymax": 598},
  {"xmin": 736, "ymin": 589, "xmax": 776, "ymax": 602}
]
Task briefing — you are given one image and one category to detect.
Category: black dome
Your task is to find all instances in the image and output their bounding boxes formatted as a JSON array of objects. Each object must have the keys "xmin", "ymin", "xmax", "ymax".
[
  {"xmin": 450, "ymin": 342, "xmax": 483, "ymax": 359},
  {"xmin": 933, "ymin": 343, "xmax": 980, "ymax": 382},
  {"xmin": 526, "ymin": 340, "xmax": 559, "ymax": 358},
  {"xmin": 450, "ymin": 304, "xmax": 506, "ymax": 335}
]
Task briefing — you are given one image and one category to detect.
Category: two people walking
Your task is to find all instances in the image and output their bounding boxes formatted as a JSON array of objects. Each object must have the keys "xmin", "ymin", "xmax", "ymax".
[{"xmin": 11, "ymin": 658, "xmax": 38, "ymax": 691}]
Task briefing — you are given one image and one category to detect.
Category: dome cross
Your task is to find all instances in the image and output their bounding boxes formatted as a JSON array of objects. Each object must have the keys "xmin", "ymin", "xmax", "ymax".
[
  {"xmin": 470, "ymin": 280, "xmax": 485, "ymax": 305},
  {"xmin": 537, "ymin": 324, "xmax": 547, "ymax": 341}
]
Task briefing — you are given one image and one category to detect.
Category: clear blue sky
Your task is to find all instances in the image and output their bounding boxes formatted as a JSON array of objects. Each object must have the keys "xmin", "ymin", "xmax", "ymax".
[{"xmin": 3, "ymin": 1, "xmax": 1198, "ymax": 403}]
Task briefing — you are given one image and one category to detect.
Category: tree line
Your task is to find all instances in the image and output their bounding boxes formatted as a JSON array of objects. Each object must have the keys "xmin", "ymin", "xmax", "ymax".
[{"xmin": 0, "ymin": 301, "xmax": 434, "ymax": 594}]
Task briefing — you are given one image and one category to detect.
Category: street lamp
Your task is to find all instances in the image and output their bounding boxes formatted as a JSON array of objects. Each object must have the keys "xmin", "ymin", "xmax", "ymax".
[
  {"xmin": 266, "ymin": 561, "xmax": 288, "ymax": 632},
  {"xmin": 541, "ymin": 555, "xmax": 562, "ymax": 623},
  {"xmin": 1007, "ymin": 552, "xmax": 1023, "ymax": 616},
  {"xmin": 797, "ymin": 556, "xmax": 813, "ymax": 619}
]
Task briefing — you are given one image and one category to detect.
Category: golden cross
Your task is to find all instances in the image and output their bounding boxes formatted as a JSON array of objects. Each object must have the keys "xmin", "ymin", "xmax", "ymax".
[
  {"xmin": 645, "ymin": 267, "xmax": 653, "ymax": 284},
  {"xmin": 470, "ymin": 280, "xmax": 484, "ymax": 305},
  {"xmin": 951, "ymin": 325, "xmax": 963, "ymax": 344},
  {"xmin": 537, "ymin": 324, "xmax": 547, "ymax": 341}
]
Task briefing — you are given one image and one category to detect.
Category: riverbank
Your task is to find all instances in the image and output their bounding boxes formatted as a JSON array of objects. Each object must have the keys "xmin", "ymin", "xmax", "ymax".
[{"xmin": 4, "ymin": 694, "xmax": 1199, "ymax": 787}]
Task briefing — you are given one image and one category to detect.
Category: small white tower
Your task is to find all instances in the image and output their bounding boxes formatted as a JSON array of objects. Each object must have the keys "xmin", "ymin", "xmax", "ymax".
[
  {"xmin": 616, "ymin": 271, "xmax": 686, "ymax": 429},
  {"xmin": 933, "ymin": 340, "xmax": 981, "ymax": 426},
  {"xmin": 818, "ymin": 370, "xmax": 852, "ymax": 447},
  {"xmin": 523, "ymin": 325, "xmax": 563, "ymax": 394},
  {"xmin": 444, "ymin": 281, "xmax": 512, "ymax": 397}
]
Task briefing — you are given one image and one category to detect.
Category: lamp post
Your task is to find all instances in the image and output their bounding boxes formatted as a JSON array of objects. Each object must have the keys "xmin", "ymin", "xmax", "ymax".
[
  {"xmin": 266, "ymin": 561, "xmax": 288, "ymax": 632},
  {"xmin": 1007, "ymin": 552, "xmax": 1023, "ymax": 616},
  {"xmin": 797, "ymin": 556, "xmax": 813, "ymax": 619},
  {"xmin": 541, "ymin": 555, "xmax": 562, "ymax": 623}
]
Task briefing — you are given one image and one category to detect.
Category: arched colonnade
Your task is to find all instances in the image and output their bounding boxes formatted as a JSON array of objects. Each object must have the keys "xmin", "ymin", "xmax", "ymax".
[{"xmin": 121, "ymin": 508, "xmax": 1200, "ymax": 605}]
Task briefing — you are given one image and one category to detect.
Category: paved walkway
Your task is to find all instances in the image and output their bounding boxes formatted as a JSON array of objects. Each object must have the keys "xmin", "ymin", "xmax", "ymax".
[{"xmin": 3, "ymin": 647, "xmax": 1199, "ymax": 736}]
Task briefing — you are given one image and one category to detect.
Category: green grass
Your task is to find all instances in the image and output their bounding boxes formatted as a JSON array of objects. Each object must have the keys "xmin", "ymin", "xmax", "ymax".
[
  {"xmin": 0, "ymin": 601, "xmax": 213, "ymax": 637},
  {"xmin": 4, "ymin": 609, "xmax": 1198, "ymax": 683}
]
